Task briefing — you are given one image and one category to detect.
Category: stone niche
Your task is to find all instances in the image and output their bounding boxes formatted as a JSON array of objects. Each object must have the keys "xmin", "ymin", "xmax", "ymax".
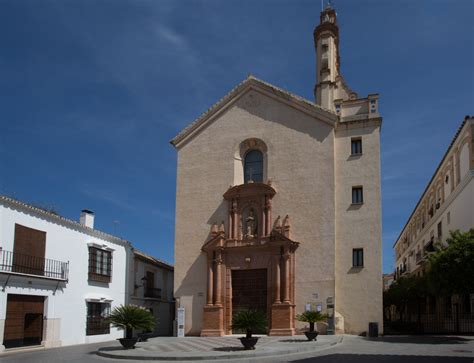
[{"xmin": 201, "ymin": 181, "xmax": 299, "ymax": 336}]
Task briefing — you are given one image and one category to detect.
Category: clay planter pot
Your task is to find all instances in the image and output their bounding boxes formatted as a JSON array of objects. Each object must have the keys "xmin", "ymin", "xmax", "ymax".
[
  {"xmin": 239, "ymin": 337, "xmax": 259, "ymax": 350},
  {"xmin": 304, "ymin": 331, "xmax": 319, "ymax": 341},
  {"xmin": 118, "ymin": 338, "xmax": 138, "ymax": 349}
]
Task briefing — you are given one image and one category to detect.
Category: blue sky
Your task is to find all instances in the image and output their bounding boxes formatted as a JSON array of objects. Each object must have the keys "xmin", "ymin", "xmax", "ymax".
[{"xmin": 0, "ymin": 0, "xmax": 473, "ymax": 272}]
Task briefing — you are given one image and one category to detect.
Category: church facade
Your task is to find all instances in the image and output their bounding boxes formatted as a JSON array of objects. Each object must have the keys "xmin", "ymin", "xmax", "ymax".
[{"xmin": 172, "ymin": 6, "xmax": 383, "ymax": 336}]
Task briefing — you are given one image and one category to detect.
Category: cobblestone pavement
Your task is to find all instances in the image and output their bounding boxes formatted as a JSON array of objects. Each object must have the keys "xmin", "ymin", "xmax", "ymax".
[
  {"xmin": 133, "ymin": 335, "xmax": 245, "ymax": 352},
  {"xmin": 97, "ymin": 335, "xmax": 342, "ymax": 360},
  {"xmin": 288, "ymin": 335, "xmax": 474, "ymax": 363},
  {"xmin": 0, "ymin": 335, "xmax": 473, "ymax": 363}
]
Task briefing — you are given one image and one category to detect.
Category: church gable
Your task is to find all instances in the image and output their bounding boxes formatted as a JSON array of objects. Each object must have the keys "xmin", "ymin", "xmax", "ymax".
[{"xmin": 170, "ymin": 76, "xmax": 337, "ymax": 149}]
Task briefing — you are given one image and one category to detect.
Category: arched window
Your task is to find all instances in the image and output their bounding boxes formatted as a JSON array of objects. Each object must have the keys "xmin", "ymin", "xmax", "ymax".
[{"xmin": 244, "ymin": 150, "xmax": 263, "ymax": 183}]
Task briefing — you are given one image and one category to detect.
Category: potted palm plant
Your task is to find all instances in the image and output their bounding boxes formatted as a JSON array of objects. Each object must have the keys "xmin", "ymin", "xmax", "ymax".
[
  {"xmin": 231, "ymin": 310, "xmax": 267, "ymax": 350},
  {"xmin": 106, "ymin": 305, "xmax": 155, "ymax": 349},
  {"xmin": 296, "ymin": 311, "xmax": 327, "ymax": 341}
]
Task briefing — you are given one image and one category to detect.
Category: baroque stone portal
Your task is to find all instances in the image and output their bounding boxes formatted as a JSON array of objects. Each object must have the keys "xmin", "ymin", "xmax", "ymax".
[{"xmin": 201, "ymin": 182, "xmax": 299, "ymax": 336}]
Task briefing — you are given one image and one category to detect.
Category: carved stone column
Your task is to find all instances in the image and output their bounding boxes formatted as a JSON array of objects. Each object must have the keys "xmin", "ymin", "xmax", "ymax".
[
  {"xmin": 282, "ymin": 250, "xmax": 291, "ymax": 303},
  {"xmin": 270, "ymin": 247, "xmax": 295, "ymax": 336},
  {"xmin": 201, "ymin": 248, "xmax": 224, "ymax": 337},
  {"xmin": 230, "ymin": 199, "xmax": 238, "ymax": 239},
  {"xmin": 215, "ymin": 249, "xmax": 223, "ymax": 306},
  {"xmin": 273, "ymin": 255, "xmax": 281, "ymax": 304},
  {"xmin": 206, "ymin": 256, "xmax": 214, "ymax": 306},
  {"xmin": 264, "ymin": 196, "xmax": 272, "ymax": 236},
  {"xmin": 228, "ymin": 210, "xmax": 233, "ymax": 239}
]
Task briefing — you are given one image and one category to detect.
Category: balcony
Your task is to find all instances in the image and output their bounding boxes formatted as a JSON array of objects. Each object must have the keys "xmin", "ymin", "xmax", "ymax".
[
  {"xmin": 144, "ymin": 287, "xmax": 162, "ymax": 299},
  {"xmin": 428, "ymin": 207, "xmax": 434, "ymax": 218},
  {"xmin": 415, "ymin": 252, "xmax": 423, "ymax": 264},
  {"xmin": 425, "ymin": 240, "xmax": 436, "ymax": 253},
  {"xmin": 0, "ymin": 250, "xmax": 69, "ymax": 281}
]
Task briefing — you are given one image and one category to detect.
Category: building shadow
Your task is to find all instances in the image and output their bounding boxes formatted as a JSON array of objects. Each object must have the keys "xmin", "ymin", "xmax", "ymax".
[
  {"xmin": 279, "ymin": 339, "xmax": 311, "ymax": 343},
  {"xmin": 368, "ymin": 336, "xmax": 472, "ymax": 345},
  {"xmin": 96, "ymin": 346, "xmax": 125, "ymax": 353},
  {"xmin": 174, "ymin": 255, "xmax": 207, "ymax": 335},
  {"xmin": 293, "ymin": 354, "xmax": 473, "ymax": 362},
  {"xmin": 213, "ymin": 346, "xmax": 246, "ymax": 352},
  {"xmin": 347, "ymin": 267, "xmax": 363, "ymax": 274}
]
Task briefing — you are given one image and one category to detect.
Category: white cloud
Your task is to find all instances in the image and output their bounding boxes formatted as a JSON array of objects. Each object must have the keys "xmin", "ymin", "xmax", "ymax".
[
  {"xmin": 155, "ymin": 25, "xmax": 186, "ymax": 48},
  {"xmin": 80, "ymin": 185, "xmax": 136, "ymax": 212}
]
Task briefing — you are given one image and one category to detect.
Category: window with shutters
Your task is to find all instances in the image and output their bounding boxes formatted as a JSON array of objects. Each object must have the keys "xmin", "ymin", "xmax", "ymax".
[
  {"xmin": 88, "ymin": 247, "xmax": 112, "ymax": 283},
  {"xmin": 86, "ymin": 302, "xmax": 110, "ymax": 335}
]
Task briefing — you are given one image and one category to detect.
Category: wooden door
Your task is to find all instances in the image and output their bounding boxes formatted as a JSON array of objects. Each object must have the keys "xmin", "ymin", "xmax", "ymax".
[
  {"xmin": 13, "ymin": 224, "xmax": 46, "ymax": 275},
  {"xmin": 3, "ymin": 294, "xmax": 44, "ymax": 348},
  {"xmin": 231, "ymin": 269, "xmax": 267, "ymax": 333}
]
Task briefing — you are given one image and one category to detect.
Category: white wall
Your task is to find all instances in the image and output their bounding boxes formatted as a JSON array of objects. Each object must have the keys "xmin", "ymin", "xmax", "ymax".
[
  {"xmin": 0, "ymin": 201, "xmax": 130, "ymax": 349},
  {"xmin": 334, "ymin": 121, "xmax": 383, "ymax": 334},
  {"xmin": 394, "ymin": 118, "xmax": 474, "ymax": 272},
  {"xmin": 174, "ymin": 85, "xmax": 382, "ymax": 335},
  {"xmin": 459, "ymin": 143, "xmax": 470, "ymax": 179}
]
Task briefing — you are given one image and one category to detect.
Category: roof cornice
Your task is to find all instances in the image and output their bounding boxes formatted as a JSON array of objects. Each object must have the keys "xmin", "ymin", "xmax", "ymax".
[
  {"xmin": 170, "ymin": 75, "xmax": 337, "ymax": 149},
  {"xmin": 392, "ymin": 116, "xmax": 473, "ymax": 248},
  {"xmin": 133, "ymin": 249, "xmax": 174, "ymax": 270},
  {"xmin": 0, "ymin": 195, "xmax": 131, "ymax": 247}
]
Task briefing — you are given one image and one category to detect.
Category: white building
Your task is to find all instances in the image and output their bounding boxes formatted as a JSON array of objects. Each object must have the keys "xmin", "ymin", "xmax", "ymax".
[
  {"xmin": 128, "ymin": 249, "xmax": 174, "ymax": 336},
  {"xmin": 394, "ymin": 116, "xmax": 474, "ymax": 278},
  {"xmin": 0, "ymin": 195, "xmax": 130, "ymax": 350}
]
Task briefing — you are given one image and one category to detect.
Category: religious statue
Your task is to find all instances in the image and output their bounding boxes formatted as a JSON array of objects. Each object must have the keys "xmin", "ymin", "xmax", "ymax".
[{"xmin": 245, "ymin": 209, "xmax": 257, "ymax": 238}]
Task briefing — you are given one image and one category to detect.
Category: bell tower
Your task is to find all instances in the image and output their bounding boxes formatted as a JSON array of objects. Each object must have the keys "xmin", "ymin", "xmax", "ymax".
[
  {"xmin": 314, "ymin": 4, "xmax": 339, "ymax": 110},
  {"xmin": 314, "ymin": 4, "xmax": 352, "ymax": 111}
]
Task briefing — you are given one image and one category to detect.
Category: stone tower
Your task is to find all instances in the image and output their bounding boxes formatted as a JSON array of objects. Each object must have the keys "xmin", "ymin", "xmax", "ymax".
[{"xmin": 314, "ymin": 3, "xmax": 356, "ymax": 111}]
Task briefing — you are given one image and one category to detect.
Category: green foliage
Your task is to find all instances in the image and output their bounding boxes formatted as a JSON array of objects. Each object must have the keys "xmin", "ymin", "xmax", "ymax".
[
  {"xmin": 384, "ymin": 275, "xmax": 428, "ymax": 308},
  {"xmin": 106, "ymin": 305, "xmax": 155, "ymax": 338},
  {"xmin": 296, "ymin": 310, "xmax": 328, "ymax": 332},
  {"xmin": 384, "ymin": 229, "xmax": 474, "ymax": 310},
  {"xmin": 295, "ymin": 311, "xmax": 327, "ymax": 324},
  {"xmin": 426, "ymin": 229, "xmax": 474, "ymax": 296},
  {"xmin": 231, "ymin": 310, "xmax": 267, "ymax": 338}
]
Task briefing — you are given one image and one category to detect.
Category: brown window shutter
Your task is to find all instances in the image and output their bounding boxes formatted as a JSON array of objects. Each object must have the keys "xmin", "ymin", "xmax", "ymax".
[{"xmin": 89, "ymin": 247, "xmax": 97, "ymax": 274}]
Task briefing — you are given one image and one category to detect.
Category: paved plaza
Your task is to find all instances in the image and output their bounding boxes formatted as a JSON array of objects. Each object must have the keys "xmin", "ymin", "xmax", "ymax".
[
  {"xmin": 97, "ymin": 335, "xmax": 341, "ymax": 360},
  {"xmin": 0, "ymin": 335, "xmax": 473, "ymax": 363}
]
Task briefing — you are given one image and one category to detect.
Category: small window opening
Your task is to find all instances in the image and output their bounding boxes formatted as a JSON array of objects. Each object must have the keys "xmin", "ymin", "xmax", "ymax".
[
  {"xmin": 244, "ymin": 150, "xmax": 263, "ymax": 183},
  {"xmin": 351, "ymin": 138, "xmax": 362, "ymax": 155}
]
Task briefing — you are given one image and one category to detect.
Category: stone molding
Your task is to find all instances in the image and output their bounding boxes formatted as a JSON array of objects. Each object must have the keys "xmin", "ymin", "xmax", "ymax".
[{"xmin": 201, "ymin": 182, "xmax": 299, "ymax": 336}]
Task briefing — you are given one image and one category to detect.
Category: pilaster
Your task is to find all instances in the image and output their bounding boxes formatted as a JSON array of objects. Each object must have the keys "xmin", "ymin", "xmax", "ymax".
[
  {"xmin": 269, "ymin": 303, "xmax": 295, "ymax": 336},
  {"xmin": 201, "ymin": 305, "xmax": 224, "ymax": 337}
]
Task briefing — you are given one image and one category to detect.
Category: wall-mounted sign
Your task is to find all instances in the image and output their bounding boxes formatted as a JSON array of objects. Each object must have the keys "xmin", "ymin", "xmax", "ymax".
[
  {"xmin": 305, "ymin": 302, "xmax": 323, "ymax": 312},
  {"xmin": 177, "ymin": 307, "xmax": 185, "ymax": 338}
]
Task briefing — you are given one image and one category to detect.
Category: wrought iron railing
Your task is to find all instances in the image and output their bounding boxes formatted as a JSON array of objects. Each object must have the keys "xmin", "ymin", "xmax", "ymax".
[
  {"xmin": 86, "ymin": 316, "xmax": 110, "ymax": 336},
  {"xmin": 144, "ymin": 287, "xmax": 162, "ymax": 299},
  {"xmin": 0, "ymin": 250, "xmax": 69, "ymax": 280}
]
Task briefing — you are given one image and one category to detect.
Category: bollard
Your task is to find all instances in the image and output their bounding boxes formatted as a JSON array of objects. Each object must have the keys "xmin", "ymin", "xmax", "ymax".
[{"xmin": 368, "ymin": 322, "xmax": 378, "ymax": 338}]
